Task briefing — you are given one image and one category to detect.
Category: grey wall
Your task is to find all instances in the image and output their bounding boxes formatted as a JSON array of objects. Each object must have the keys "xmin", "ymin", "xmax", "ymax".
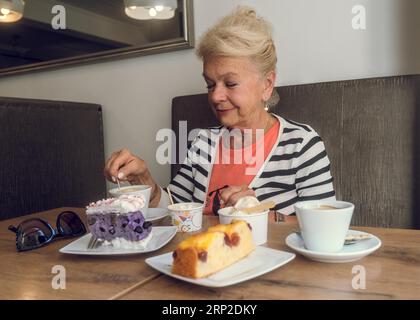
[{"xmin": 0, "ymin": 0, "xmax": 419, "ymax": 186}]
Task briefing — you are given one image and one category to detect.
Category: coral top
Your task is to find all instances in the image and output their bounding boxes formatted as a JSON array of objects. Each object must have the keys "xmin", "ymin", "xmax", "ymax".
[{"xmin": 204, "ymin": 120, "xmax": 280, "ymax": 215}]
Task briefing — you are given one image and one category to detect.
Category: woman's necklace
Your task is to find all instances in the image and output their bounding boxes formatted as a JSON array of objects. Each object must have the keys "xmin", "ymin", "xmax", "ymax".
[
  {"xmin": 224, "ymin": 114, "xmax": 274, "ymax": 149},
  {"xmin": 264, "ymin": 114, "xmax": 274, "ymax": 133},
  {"xmin": 244, "ymin": 114, "xmax": 273, "ymax": 147}
]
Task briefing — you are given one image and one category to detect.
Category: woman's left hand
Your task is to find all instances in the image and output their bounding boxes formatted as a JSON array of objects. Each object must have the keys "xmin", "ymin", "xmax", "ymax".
[{"xmin": 219, "ymin": 185, "xmax": 256, "ymax": 207}]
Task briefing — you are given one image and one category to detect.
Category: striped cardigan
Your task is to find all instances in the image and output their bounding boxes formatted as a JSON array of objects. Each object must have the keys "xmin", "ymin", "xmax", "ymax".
[{"xmin": 164, "ymin": 114, "xmax": 335, "ymax": 215}]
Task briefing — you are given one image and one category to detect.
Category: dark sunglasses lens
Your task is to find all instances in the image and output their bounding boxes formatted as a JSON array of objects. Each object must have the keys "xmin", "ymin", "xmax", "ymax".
[
  {"xmin": 17, "ymin": 220, "xmax": 52, "ymax": 250},
  {"xmin": 213, "ymin": 192, "xmax": 221, "ymax": 215},
  {"xmin": 58, "ymin": 212, "xmax": 86, "ymax": 236}
]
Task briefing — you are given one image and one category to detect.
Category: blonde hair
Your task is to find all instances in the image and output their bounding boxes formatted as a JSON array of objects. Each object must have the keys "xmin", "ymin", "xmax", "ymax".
[{"xmin": 196, "ymin": 6, "xmax": 277, "ymax": 77}]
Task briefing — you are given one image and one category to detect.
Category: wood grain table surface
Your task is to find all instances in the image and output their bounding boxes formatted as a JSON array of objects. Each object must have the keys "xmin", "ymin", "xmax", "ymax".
[
  {"xmin": 1, "ymin": 208, "xmax": 419, "ymax": 300},
  {"xmin": 0, "ymin": 208, "xmax": 160, "ymax": 299}
]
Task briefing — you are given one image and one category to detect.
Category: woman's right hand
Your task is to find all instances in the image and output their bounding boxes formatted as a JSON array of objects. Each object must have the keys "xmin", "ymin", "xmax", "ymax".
[
  {"xmin": 104, "ymin": 148, "xmax": 147, "ymax": 184},
  {"xmin": 103, "ymin": 148, "xmax": 161, "ymax": 206}
]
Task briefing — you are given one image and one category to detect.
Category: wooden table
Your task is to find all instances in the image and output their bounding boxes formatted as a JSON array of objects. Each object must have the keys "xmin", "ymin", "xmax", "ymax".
[
  {"xmin": 0, "ymin": 208, "xmax": 160, "ymax": 300},
  {"xmin": 1, "ymin": 208, "xmax": 419, "ymax": 300}
]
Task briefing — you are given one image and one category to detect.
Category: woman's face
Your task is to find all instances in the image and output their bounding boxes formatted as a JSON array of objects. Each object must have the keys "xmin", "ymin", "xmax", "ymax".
[{"xmin": 203, "ymin": 56, "xmax": 275, "ymax": 129}]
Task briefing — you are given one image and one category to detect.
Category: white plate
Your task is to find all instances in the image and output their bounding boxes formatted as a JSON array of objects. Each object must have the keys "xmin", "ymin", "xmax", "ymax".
[
  {"xmin": 146, "ymin": 208, "xmax": 169, "ymax": 222},
  {"xmin": 59, "ymin": 226, "xmax": 177, "ymax": 255},
  {"xmin": 285, "ymin": 230, "xmax": 381, "ymax": 263},
  {"xmin": 145, "ymin": 246, "xmax": 295, "ymax": 287}
]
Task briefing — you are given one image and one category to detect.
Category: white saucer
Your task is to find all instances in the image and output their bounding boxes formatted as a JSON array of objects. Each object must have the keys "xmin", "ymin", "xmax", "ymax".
[
  {"xmin": 146, "ymin": 208, "xmax": 169, "ymax": 222},
  {"xmin": 285, "ymin": 230, "xmax": 381, "ymax": 263}
]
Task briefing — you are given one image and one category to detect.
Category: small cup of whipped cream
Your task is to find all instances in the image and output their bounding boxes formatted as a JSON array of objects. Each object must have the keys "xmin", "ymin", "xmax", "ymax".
[
  {"xmin": 218, "ymin": 196, "xmax": 269, "ymax": 246},
  {"xmin": 108, "ymin": 185, "xmax": 152, "ymax": 217}
]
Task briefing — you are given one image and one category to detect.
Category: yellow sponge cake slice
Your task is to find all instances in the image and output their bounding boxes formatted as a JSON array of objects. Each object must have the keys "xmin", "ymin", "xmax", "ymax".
[{"xmin": 172, "ymin": 220, "xmax": 255, "ymax": 278}]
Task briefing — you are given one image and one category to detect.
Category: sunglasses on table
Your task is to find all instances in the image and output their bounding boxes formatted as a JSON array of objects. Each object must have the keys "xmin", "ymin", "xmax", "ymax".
[{"xmin": 8, "ymin": 211, "xmax": 87, "ymax": 252}]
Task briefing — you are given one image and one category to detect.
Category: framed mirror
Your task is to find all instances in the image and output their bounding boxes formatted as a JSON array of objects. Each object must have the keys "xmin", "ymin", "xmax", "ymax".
[{"xmin": 0, "ymin": 0, "xmax": 194, "ymax": 77}]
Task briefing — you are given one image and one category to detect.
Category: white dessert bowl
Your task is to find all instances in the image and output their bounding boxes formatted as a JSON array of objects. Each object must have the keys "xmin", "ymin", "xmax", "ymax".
[
  {"xmin": 108, "ymin": 185, "xmax": 151, "ymax": 216},
  {"xmin": 218, "ymin": 207, "xmax": 269, "ymax": 246}
]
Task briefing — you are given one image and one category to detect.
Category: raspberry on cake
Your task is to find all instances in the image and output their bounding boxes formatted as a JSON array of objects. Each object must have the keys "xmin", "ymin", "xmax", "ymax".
[
  {"xmin": 172, "ymin": 220, "xmax": 255, "ymax": 278},
  {"xmin": 86, "ymin": 195, "xmax": 152, "ymax": 249}
]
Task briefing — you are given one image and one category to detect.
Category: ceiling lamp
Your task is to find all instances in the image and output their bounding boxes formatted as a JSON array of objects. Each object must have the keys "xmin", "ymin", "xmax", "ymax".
[
  {"xmin": 0, "ymin": 0, "xmax": 25, "ymax": 23},
  {"xmin": 124, "ymin": 0, "xmax": 177, "ymax": 20}
]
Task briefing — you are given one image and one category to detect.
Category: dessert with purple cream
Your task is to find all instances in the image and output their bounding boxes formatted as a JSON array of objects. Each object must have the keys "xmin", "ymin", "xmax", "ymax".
[{"xmin": 86, "ymin": 195, "xmax": 152, "ymax": 249}]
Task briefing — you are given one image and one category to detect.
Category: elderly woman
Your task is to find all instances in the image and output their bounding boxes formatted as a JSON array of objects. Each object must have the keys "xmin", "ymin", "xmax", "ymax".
[{"xmin": 104, "ymin": 7, "xmax": 335, "ymax": 221}]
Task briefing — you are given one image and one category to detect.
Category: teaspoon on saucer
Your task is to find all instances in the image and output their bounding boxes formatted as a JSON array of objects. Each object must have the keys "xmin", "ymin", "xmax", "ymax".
[{"xmin": 294, "ymin": 231, "xmax": 372, "ymax": 245}]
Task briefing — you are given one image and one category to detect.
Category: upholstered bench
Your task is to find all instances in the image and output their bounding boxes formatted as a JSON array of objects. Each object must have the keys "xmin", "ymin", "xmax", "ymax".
[{"xmin": 0, "ymin": 97, "xmax": 106, "ymax": 220}]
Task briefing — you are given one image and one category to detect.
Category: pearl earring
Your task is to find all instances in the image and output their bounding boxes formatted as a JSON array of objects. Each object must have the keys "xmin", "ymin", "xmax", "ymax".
[{"xmin": 264, "ymin": 102, "xmax": 269, "ymax": 111}]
